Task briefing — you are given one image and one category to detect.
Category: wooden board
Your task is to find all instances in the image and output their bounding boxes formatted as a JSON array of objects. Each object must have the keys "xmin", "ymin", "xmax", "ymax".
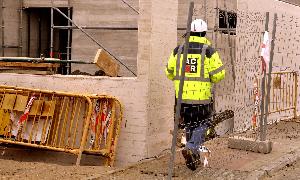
[
  {"xmin": 14, "ymin": 95, "xmax": 29, "ymax": 112},
  {"xmin": 29, "ymin": 100, "xmax": 44, "ymax": 116},
  {"xmin": 0, "ymin": 62, "xmax": 60, "ymax": 68},
  {"xmin": 1, "ymin": 94, "xmax": 17, "ymax": 110},
  {"xmin": 41, "ymin": 100, "xmax": 56, "ymax": 117},
  {"xmin": 0, "ymin": 109, "xmax": 11, "ymax": 135},
  {"xmin": 93, "ymin": 49, "xmax": 120, "ymax": 77}
]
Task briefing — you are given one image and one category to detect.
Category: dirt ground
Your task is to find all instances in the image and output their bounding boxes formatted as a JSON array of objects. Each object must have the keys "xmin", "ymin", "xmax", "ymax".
[
  {"xmin": 0, "ymin": 121, "xmax": 300, "ymax": 180},
  {"xmin": 263, "ymin": 159, "xmax": 300, "ymax": 180},
  {"xmin": 103, "ymin": 120, "xmax": 300, "ymax": 180}
]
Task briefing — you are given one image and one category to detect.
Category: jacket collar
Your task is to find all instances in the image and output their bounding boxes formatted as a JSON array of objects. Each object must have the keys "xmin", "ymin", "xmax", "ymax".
[{"xmin": 189, "ymin": 36, "xmax": 211, "ymax": 46}]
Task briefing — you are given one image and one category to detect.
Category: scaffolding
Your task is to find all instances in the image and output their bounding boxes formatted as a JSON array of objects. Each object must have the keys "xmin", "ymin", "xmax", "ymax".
[{"xmin": 1, "ymin": 0, "xmax": 138, "ymax": 76}]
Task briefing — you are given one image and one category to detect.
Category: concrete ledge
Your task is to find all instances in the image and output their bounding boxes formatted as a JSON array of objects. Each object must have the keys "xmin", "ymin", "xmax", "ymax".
[
  {"xmin": 228, "ymin": 136, "xmax": 273, "ymax": 154},
  {"xmin": 246, "ymin": 148, "xmax": 300, "ymax": 179}
]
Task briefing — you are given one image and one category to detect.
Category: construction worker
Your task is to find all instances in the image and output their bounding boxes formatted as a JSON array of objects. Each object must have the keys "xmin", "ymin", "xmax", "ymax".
[{"xmin": 165, "ymin": 19, "xmax": 225, "ymax": 170}]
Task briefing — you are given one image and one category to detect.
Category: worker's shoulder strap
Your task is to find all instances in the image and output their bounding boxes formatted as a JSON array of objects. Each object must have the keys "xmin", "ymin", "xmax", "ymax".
[{"xmin": 173, "ymin": 42, "xmax": 216, "ymax": 58}]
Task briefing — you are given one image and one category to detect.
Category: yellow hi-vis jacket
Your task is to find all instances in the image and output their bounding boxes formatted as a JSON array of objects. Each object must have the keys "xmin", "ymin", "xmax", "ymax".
[{"xmin": 165, "ymin": 36, "xmax": 225, "ymax": 104}]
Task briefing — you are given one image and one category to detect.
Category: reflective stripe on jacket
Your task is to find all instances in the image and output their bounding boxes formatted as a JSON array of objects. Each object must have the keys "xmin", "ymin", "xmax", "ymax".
[{"xmin": 165, "ymin": 36, "xmax": 225, "ymax": 104}]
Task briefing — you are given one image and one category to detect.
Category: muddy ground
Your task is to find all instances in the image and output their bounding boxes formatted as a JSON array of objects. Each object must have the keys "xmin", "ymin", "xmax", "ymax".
[{"xmin": 0, "ymin": 121, "xmax": 300, "ymax": 180}]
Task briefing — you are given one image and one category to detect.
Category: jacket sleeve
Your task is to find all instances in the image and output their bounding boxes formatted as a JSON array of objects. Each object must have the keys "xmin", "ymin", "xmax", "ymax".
[
  {"xmin": 208, "ymin": 51, "xmax": 225, "ymax": 83},
  {"xmin": 165, "ymin": 52, "xmax": 176, "ymax": 80}
]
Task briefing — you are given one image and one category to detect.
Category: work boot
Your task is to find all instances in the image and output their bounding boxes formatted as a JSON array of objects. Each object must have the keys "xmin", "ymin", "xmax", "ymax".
[
  {"xmin": 177, "ymin": 129, "xmax": 186, "ymax": 148},
  {"xmin": 182, "ymin": 149, "xmax": 200, "ymax": 171}
]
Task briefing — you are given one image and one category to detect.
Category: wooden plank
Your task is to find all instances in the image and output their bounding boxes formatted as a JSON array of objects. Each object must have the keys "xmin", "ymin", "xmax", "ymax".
[
  {"xmin": 1, "ymin": 94, "xmax": 17, "ymax": 110},
  {"xmin": 29, "ymin": 100, "xmax": 44, "ymax": 116},
  {"xmin": 94, "ymin": 49, "xmax": 120, "ymax": 77},
  {"xmin": 14, "ymin": 95, "xmax": 29, "ymax": 112},
  {"xmin": 41, "ymin": 100, "xmax": 56, "ymax": 117},
  {"xmin": 0, "ymin": 62, "xmax": 60, "ymax": 68}
]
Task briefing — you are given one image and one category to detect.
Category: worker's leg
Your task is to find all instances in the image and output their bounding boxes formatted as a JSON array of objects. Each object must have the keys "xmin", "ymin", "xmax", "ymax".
[
  {"xmin": 181, "ymin": 104, "xmax": 200, "ymax": 170},
  {"xmin": 186, "ymin": 124, "xmax": 208, "ymax": 154},
  {"xmin": 181, "ymin": 104, "xmax": 212, "ymax": 170},
  {"xmin": 184, "ymin": 104, "xmax": 213, "ymax": 153}
]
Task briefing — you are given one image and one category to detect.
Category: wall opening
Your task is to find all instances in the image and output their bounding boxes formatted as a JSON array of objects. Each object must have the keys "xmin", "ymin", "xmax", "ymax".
[
  {"xmin": 0, "ymin": 1, "xmax": 139, "ymax": 77},
  {"xmin": 219, "ymin": 9, "xmax": 237, "ymax": 35},
  {"xmin": 25, "ymin": 7, "xmax": 71, "ymax": 74}
]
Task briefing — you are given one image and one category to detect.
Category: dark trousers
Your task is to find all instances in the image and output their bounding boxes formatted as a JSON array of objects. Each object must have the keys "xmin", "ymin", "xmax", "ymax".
[{"xmin": 180, "ymin": 103, "xmax": 213, "ymax": 154}]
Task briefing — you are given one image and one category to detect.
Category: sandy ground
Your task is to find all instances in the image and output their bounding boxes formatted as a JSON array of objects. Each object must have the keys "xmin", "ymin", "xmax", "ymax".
[
  {"xmin": 263, "ymin": 159, "xmax": 300, "ymax": 180},
  {"xmin": 0, "ymin": 121, "xmax": 300, "ymax": 180}
]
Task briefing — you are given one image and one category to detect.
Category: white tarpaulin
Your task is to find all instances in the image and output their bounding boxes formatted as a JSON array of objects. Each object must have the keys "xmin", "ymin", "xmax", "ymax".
[
  {"xmin": 260, "ymin": 31, "xmax": 270, "ymax": 73},
  {"xmin": 11, "ymin": 111, "xmax": 51, "ymax": 143}
]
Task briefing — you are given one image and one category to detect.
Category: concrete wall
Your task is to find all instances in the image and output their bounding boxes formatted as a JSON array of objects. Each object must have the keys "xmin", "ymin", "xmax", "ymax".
[
  {"xmin": 71, "ymin": 0, "xmax": 139, "ymax": 76},
  {"xmin": 23, "ymin": 0, "xmax": 69, "ymax": 7},
  {"xmin": 0, "ymin": 0, "xmax": 176, "ymax": 166},
  {"xmin": 146, "ymin": 0, "xmax": 177, "ymax": 157},
  {"xmin": 0, "ymin": 0, "xmax": 3, "ymax": 56},
  {"xmin": 1, "ymin": 0, "xmax": 20, "ymax": 56},
  {"xmin": 2, "ymin": 0, "xmax": 139, "ymax": 76},
  {"xmin": 235, "ymin": 0, "xmax": 300, "ymax": 131}
]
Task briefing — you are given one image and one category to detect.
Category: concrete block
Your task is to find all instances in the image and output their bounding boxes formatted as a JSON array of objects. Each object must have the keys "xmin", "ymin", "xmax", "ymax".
[{"xmin": 228, "ymin": 136, "xmax": 273, "ymax": 154}]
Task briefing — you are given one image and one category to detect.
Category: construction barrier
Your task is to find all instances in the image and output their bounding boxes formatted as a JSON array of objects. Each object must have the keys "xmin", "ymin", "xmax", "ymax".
[
  {"xmin": 259, "ymin": 71, "xmax": 298, "ymax": 119},
  {"xmin": 0, "ymin": 85, "xmax": 123, "ymax": 166}
]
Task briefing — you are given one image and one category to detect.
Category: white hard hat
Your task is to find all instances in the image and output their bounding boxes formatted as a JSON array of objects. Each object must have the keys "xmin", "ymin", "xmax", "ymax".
[{"xmin": 191, "ymin": 19, "xmax": 208, "ymax": 32}]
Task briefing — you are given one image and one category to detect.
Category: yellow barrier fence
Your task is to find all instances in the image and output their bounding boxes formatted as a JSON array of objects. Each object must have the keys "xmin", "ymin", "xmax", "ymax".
[
  {"xmin": 0, "ymin": 85, "xmax": 123, "ymax": 166},
  {"xmin": 259, "ymin": 71, "xmax": 298, "ymax": 119}
]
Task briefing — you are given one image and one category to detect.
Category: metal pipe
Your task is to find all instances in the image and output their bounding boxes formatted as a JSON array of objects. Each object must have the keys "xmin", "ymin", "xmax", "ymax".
[
  {"xmin": 263, "ymin": 13, "xmax": 277, "ymax": 141},
  {"xmin": 72, "ymin": 98, "xmax": 83, "ymax": 148},
  {"xmin": 66, "ymin": 97, "xmax": 79, "ymax": 147},
  {"xmin": 278, "ymin": 0, "xmax": 300, "ymax": 7},
  {"xmin": 120, "ymin": 0, "xmax": 139, "ymax": 14},
  {"xmin": 212, "ymin": 0, "xmax": 219, "ymax": 114},
  {"xmin": 224, "ymin": 1, "xmax": 236, "ymax": 88},
  {"xmin": 53, "ymin": 97, "xmax": 67, "ymax": 146},
  {"xmin": 76, "ymin": 96, "xmax": 93, "ymax": 166},
  {"xmin": 108, "ymin": 100, "xmax": 123, "ymax": 166},
  {"xmin": 66, "ymin": 0, "xmax": 71, "ymax": 74},
  {"xmin": 38, "ymin": 17, "xmax": 41, "ymax": 57},
  {"xmin": 214, "ymin": 0, "xmax": 219, "ymax": 49},
  {"xmin": 50, "ymin": 0, "xmax": 54, "ymax": 58},
  {"xmin": 27, "ymin": 10, "xmax": 30, "ymax": 56},
  {"xmin": 204, "ymin": 0, "xmax": 207, "ymax": 21},
  {"xmin": 1, "ymin": 0, "xmax": 5, "ymax": 56},
  {"xmin": 259, "ymin": 12, "xmax": 269, "ymax": 141},
  {"xmin": 53, "ymin": 25, "xmax": 138, "ymax": 30},
  {"xmin": 53, "ymin": 7, "xmax": 136, "ymax": 76},
  {"xmin": 178, "ymin": 27, "xmax": 236, "ymax": 31},
  {"xmin": 294, "ymin": 72, "xmax": 298, "ymax": 119},
  {"xmin": 0, "ymin": 139, "xmax": 79, "ymax": 154},
  {"xmin": 59, "ymin": 97, "xmax": 71, "ymax": 147},
  {"xmin": 0, "ymin": 57, "xmax": 94, "ymax": 64},
  {"xmin": 19, "ymin": 0, "xmax": 23, "ymax": 56},
  {"xmin": 54, "ymin": 26, "xmax": 236, "ymax": 32},
  {"xmin": 104, "ymin": 101, "xmax": 116, "ymax": 166},
  {"xmin": 2, "ymin": 45, "xmax": 20, "ymax": 48},
  {"xmin": 168, "ymin": 2, "xmax": 194, "ymax": 180}
]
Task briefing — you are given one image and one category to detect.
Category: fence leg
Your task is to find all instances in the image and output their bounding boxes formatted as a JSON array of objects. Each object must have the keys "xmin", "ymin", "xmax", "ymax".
[
  {"xmin": 105, "ymin": 101, "xmax": 116, "ymax": 166},
  {"xmin": 76, "ymin": 97, "xmax": 93, "ymax": 166},
  {"xmin": 294, "ymin": 72, "xmax": 298, "ymax": 120}
]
